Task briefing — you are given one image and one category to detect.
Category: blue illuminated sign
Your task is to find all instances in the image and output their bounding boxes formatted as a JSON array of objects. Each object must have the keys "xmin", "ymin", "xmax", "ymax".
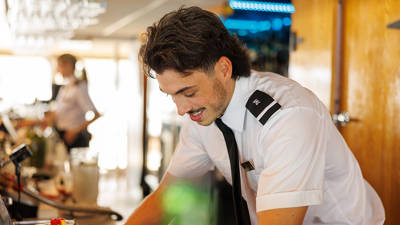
[
  {"xmin": 229, "ymin": 0, "xmax": 295, "ymax": 13},
  {"xmin": 222, "ymin": 17, "xmax": 291, "ymax": 32}
]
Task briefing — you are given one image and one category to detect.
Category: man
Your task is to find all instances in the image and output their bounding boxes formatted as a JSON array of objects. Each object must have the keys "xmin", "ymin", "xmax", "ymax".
[{"xmin": 125, "ymin": 6, "xmax": 385, "ymax": 225}]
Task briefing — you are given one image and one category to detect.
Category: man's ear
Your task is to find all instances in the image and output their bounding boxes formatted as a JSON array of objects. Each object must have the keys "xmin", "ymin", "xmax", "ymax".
[{"xmin": 215, "ymin": 56, "xmax": 233, "ymax": 80}]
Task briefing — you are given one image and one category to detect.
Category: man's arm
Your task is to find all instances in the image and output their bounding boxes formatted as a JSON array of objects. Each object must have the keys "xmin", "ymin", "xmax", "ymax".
[
  {"xmin": 124, "ymin": 172, "xmax": 178, "ymax": 225},
  {"xmin": 257, "ymin": 206, "xmax": 308, "ymax": 225},
  {"xmin": 64, "ymin": 111, "xmax": 101, "ymax": 144}
]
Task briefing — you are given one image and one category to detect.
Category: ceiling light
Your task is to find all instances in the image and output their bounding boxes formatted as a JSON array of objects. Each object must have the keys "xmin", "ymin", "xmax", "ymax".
[{"xmin": 5, "ymin": 0, "xmax": 106, "ymax": 48}]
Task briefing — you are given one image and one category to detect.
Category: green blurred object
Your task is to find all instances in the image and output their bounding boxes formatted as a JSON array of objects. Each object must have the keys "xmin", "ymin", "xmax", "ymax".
[
  {"xmin": 27, "ymin": 129, "xmax": 46, "ymax": 169},
  {"xmin": 162, "ymin": 181, "xmax": 216, "ymax": 225}
]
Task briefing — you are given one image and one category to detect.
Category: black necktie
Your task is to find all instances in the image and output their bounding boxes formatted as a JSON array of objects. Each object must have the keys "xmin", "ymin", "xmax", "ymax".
[{"xmin": 215, "ymin": 118, "xmax": 251, "ymax": 225}]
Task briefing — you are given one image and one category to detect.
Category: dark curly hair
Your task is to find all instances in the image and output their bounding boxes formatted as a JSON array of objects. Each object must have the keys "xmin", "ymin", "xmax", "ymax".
[{"xmin": 139, "ymin": 6, "xmax": 250, "ymax": 79}]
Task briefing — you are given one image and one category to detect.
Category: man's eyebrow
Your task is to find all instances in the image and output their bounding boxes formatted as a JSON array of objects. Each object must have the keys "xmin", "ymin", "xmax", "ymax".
[{"xmin": 159, "ymin": 86, "xmax": 195, "ymax": 95}]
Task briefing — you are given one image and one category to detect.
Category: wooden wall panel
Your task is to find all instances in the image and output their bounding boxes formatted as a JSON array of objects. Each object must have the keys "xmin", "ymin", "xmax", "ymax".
[
  {"xmin": 292, "ymin": 0, "xmax": 400, "ymax": 223},
  {"xmin": 289, "ymin": 0, "xmax": 334, "ymax": 108},
  {"xmin": 340, "ymin": 0, "xmax": 400, "ymax": 224}
]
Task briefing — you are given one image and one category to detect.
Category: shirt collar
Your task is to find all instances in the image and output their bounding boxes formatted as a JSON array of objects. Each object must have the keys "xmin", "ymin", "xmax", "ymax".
[
  {"xmin": 65, "ymin": 75, "xmax": 78, "ymax": 87},
  {"xmin": 219, "ymin": 76, "xmax": 250, "ymax": 132}
]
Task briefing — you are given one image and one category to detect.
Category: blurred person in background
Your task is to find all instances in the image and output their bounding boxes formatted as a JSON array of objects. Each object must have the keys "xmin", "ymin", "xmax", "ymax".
[
  {"xmin": 18, "ymin": 54, "xmax": 100, "ymax": 153},
  {"xmin": 49, "ymin": 53, "xmax": 101, "ymax": 152}
]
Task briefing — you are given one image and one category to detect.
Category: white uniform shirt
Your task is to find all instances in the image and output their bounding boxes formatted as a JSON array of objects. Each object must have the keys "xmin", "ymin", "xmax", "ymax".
[
  {"xmin": 55, "ymin": 79, "xmax": 97, "ymax": 130},
  {"xmin": 167, "ymin": 71, "xmax": 385, "ymax": 225}
]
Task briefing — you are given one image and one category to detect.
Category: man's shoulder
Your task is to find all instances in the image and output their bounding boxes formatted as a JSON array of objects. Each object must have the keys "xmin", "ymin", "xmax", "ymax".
[
  {"xmin": 251, "ymin": 71, "xmax": 325, "ymax": 109},
  {"xmin": 246, "ymin": 71, "xmax": 297, "ymax": 111},
  {"xmin": 247, "ymin": 71, "xmax": 296, "ymax": 101},
  {"xmin": 244, "ymin": 71, "xmax": 328, "ymax": 127}
]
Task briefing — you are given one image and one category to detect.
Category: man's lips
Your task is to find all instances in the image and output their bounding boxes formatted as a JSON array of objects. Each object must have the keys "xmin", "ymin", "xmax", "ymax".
[{"xmin": 189, "ymin": 108, "xmax": 205, "ymax": 122}]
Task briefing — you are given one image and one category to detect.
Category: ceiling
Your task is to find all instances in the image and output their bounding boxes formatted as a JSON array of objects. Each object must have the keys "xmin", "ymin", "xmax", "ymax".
[
  {"xmin": 74, "ymin": 0, "xmax": 226, "ymax": 40},
  {"xmin": 0, "ymin": 0, "xmax": 227, "ymax": 58}
]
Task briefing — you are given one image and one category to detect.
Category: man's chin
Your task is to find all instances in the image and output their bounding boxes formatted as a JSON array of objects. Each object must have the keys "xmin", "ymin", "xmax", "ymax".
[{"xmin": 196, "ymin": 118, "xmax": 215, "ymax": 126}]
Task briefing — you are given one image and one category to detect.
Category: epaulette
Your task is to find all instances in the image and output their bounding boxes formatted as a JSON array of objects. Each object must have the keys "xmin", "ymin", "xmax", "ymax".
[{"xmin": 246, "ymin": 90, "xmax": 281, "ymax": 125}]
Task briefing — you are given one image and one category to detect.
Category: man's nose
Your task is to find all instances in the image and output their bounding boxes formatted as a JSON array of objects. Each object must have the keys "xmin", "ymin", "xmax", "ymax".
[{"xmin": 172, "ymin": 96, "xmax": 191, "ymax": 116}]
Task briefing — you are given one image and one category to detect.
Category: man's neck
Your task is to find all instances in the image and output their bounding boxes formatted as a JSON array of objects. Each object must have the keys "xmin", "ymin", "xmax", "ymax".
[{"xmin": 220, "ymin": 78, "xmax": 237, "ymax": 117}]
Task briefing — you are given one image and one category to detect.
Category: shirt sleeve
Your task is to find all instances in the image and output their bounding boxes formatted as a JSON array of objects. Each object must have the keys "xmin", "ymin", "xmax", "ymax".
[
  {"xmin": 256, "ymin": 107, "xmax": 327, "ymax": 212},
  {"xmin": 167, "ymin": 119, "xmax": 214, "ymax": 178},
  {"xmin": 76, "ymin": 82, "xmax": 98, "ymax": 114}
]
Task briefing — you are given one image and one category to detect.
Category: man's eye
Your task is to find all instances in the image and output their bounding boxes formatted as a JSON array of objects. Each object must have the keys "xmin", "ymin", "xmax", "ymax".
[{"xmin": 184, "ymin": 92, "xmax": 196, "ymax": 97}]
